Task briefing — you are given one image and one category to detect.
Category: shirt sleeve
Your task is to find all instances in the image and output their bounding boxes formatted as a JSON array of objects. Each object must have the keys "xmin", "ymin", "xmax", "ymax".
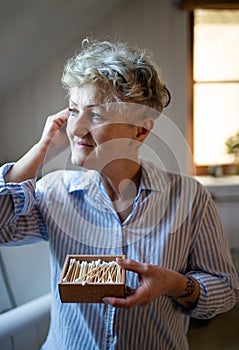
[
  {"xmin": 0, "ymin": 163, "xmax": 48, "ymax": 245},
  {"xmin": 186, "ymin": 188, "xmax": 239, "ymax": 319}
]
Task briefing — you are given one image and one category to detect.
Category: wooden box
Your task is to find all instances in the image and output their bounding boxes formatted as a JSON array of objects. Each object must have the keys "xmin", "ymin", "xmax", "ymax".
[{"xmin": 58, "ymin": 255, "xmax": 126, "ymax": 303}]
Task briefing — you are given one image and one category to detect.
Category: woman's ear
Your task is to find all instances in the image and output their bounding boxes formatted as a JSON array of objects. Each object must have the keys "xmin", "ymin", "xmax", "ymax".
[{"xmin": 135, "ymin": 118, "xmax": 154, "ymax": 142}]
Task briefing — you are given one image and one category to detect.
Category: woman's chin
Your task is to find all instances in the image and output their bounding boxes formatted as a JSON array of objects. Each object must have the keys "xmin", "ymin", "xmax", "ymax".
[
  {"xmin": 71, "ymin": 155, "xmax": 99, "ymax": 171},
  {"xmin": 71, "ymin": 155, "xmax": 86, "ymax": 167}
]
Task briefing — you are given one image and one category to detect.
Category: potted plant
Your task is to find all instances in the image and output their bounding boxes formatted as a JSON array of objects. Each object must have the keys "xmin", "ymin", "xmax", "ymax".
[{"xmin": 225, "ymin": 131, "xmax": 239, "ymax": 174}]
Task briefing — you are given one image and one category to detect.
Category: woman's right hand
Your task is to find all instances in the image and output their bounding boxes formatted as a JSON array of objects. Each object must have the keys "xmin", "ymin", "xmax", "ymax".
[
  {"xmin": 4, "ymin": 108, "xmax": 70, "ymax": 183},
  {"xmin": 39, "ymin": 108, "xmax": 70, "ymax": 163}
]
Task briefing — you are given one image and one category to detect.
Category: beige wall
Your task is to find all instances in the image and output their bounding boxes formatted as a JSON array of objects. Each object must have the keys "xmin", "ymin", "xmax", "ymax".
[{"xmin": 0, "ymin": 0, "xmax": 191, "ymax": 173}]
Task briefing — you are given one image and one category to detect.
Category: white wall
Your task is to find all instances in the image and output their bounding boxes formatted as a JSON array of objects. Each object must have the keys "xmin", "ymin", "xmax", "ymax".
[{"xmin": 0, "ymin": 0, "xmax": 191, "ymax": 173}]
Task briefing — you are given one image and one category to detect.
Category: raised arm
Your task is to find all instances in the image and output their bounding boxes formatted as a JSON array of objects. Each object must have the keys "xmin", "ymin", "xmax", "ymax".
[{"xmin": 5, "ymin": 108, "xmax": 70, "ymax": 183}]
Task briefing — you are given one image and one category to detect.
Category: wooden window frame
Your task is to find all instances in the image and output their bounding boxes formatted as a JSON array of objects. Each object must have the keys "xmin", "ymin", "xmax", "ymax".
[
  {"xmin": 180, "ymin": 0, "xmax": 239, "ymax": 10},
  {"xmin": 187, "ymin": 8, "xmax": 239, "ymax": 175}
]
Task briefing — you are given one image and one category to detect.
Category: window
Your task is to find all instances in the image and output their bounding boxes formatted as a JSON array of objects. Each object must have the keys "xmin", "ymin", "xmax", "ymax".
[{"xmin": 192, "ymin": 9, "xmax": 239, "ymax": 173}]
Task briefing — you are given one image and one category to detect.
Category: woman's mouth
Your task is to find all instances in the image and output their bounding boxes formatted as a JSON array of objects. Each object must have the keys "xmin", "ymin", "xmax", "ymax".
[{"xmin": 75, "ymin": 141, "xmax": 94, "ymax": 149}]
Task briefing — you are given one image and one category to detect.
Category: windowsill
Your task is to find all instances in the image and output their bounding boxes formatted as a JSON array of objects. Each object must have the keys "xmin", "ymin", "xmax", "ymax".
[
  {"xmin": 195, "ymin": 164, "xmax": 239, "ymax": 177},
  {"xmin": 195, "ymin": 175, "xmax": 239, "ymax": 200},
  {"xmin": 195, "ymin": 175, "xmax": 239, "ymax": 187}
]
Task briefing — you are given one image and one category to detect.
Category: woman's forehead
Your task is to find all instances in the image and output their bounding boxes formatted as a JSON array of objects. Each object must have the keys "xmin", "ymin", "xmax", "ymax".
[
  {"xmin": 69, "ymin": 83, "xmax": 110, "ymax": 107},
  {"xmin": 69, "ymin": 83, "xmax": 157, "ymax": 123}
]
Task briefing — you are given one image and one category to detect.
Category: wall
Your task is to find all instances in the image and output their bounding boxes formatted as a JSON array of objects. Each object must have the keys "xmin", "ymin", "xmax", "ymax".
[
  {"xmin": 0, "ymin": 0, "xmax": 191, "ymax": 174},
  {"xmin": 196, "ymin": 176, "xmax": 239, "ymax": 250}
]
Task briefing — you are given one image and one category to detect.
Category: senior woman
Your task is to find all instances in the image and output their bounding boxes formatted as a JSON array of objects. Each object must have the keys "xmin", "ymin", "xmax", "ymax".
[{"xmin": 0, "ymin": 40, "xmax": 238, "ymax": 350}]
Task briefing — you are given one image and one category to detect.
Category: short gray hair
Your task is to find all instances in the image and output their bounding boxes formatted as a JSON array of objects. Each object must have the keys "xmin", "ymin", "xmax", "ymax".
[{"xmin": 62, "ymin": 39, "xmax": 171, "ymax": 113}]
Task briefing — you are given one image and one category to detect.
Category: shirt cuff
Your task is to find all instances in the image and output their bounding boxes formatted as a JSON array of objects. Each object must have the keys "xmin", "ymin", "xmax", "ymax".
[
  {"xmin": 0, "ymin": 163, "xmax": 37, "ymax": 215},
  {"xmin": 186, "ymin": 272, "xmax": 237, "ymax": 319}
]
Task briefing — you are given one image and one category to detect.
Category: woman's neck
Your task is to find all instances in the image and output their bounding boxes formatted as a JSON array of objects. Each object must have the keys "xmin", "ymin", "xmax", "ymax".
[
  {"xmin": 100, "ymin": 159, "xmax": 142, "ymax": 221},
  {"xmin": 101, "ymin": 160, "xmax": 141, "ymax": 199}
]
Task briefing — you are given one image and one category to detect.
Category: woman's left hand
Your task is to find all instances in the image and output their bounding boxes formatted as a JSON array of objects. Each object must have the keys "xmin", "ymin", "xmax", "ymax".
[
  {"xmin": 103, "ymin": 258, "xmax": 171, "ymax": 309},
  {"xmin": 103, "ymin": 258, "xmax": 200, "ymax": 310}
]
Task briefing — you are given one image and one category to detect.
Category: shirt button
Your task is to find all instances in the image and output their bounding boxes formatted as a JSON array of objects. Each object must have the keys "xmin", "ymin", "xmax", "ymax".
[{"xmin": 108, "ymin": 335, "xmax": 114, "ymax": 343}]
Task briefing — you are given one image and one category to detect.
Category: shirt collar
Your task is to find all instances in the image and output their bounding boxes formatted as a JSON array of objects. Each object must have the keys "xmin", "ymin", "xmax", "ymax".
[
  {"xmin": 139, "ymin": 159, "xmax": 167, "ymax": 192},
  {"xmin": 65, "ymin": 169, "xmax": 100, "ymax": 193},
  {"xmin": 65, "ymin": 160, "xmax": 167, "ymax": 193}
]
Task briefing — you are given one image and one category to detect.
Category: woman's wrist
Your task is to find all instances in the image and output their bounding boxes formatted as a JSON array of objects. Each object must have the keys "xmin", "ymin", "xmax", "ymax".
[
  {"xmin": 164, "ymin": 269, "xmax": 200, "ymax": 309},
  {"xmin": 4, "ymin": 143, "xmax": 47, "ymax": 183}
]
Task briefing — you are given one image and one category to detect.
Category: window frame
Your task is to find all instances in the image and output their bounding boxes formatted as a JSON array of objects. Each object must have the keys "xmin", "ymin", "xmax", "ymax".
[
  {"xmin": 188, "ymin": 9, "xmax": 239, "ymax": 175},
  {"xmin": 180, "ymin": 0, "xmax": 239, "ymax": 11}
]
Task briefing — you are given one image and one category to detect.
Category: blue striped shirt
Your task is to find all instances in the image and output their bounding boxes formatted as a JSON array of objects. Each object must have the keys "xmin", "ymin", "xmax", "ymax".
[{"xmin": 0, "ymin": 160, "xmax": 238, "ymax": 350}]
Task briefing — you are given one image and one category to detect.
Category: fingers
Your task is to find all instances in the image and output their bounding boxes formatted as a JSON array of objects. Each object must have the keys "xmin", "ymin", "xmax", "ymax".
[
  {"xmin": 103, "ymin": 259, "xmax": 159, "ymax": 309},
  {"xmin": 42, "ymin": 108, "xmax": 70, "ymax": 138},
  {"xmin": 103, "ymin": 285, "xmax": 147, "ymax": 309},
  {"xmin": 39, "ymin": 108, "xmax": 70, "ymax": 161},
  {"xmin": 116, "ymin": 257, "xmax": 148, "ymax": 275},
  {"xmin": 54, "ymin": 108, "xmax": 70, "ymax": 120},
  {"xmin": 47, "ymin": 108, "xmax": 70, "ymax": 128}
]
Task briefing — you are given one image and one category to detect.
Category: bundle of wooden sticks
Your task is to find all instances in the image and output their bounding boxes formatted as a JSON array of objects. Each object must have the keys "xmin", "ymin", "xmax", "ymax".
[{"xmin": 63, "ymin": 258, "xmax": 123, "ymax": 285}]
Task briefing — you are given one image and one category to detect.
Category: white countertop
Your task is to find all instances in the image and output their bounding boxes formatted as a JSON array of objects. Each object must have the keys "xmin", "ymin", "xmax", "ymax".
[
  {"xmin": 195, "ymin": 176, "xmax": 239, "ymax": 200},
  {"xmin": 195, "ymin": 175, "xmax": 239, "ymax": 187}
]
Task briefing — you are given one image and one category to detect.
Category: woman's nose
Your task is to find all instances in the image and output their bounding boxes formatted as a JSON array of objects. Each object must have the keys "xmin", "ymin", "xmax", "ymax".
[{"xmin": 70, "ymin": 111, "xmax": 90, "ymax": 136}]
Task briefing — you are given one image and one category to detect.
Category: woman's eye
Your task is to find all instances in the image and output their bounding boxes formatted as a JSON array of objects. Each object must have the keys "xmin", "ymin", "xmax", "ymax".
[
  {"xmin": 89, "ymin": 112, "xmax": 104, "ymax": 123},
  {"xmin": 69, "ymin": 108, "xmax": 78, "ymax": 117}
]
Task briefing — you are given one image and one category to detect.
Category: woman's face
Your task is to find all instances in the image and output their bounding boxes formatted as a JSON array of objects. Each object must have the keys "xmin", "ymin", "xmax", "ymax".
[{"xmin": 66, "ymin": 83, "xmax": 140, "ymax": 171}]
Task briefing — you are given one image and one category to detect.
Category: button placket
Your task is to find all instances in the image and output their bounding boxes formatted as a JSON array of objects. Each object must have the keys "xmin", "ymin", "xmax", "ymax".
[{"xmin": 104, "ymin": 306, "xmax": 117, "ymax": 350}]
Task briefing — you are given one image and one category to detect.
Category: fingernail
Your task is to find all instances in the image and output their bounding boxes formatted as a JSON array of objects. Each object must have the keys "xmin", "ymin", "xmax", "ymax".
[
  {"xmin": 102, "ymin": 297, "xmax": 109, "ymax": 304},
  {"xmin": 116, "ymin": 257, "xmax": 123, "ymax": 263}
]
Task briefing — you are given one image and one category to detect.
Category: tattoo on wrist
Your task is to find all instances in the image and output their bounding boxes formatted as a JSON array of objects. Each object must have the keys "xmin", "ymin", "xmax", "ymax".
[{"xmin": 177, "ymin": 277, "xmax": 196, "ymax": 299}]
